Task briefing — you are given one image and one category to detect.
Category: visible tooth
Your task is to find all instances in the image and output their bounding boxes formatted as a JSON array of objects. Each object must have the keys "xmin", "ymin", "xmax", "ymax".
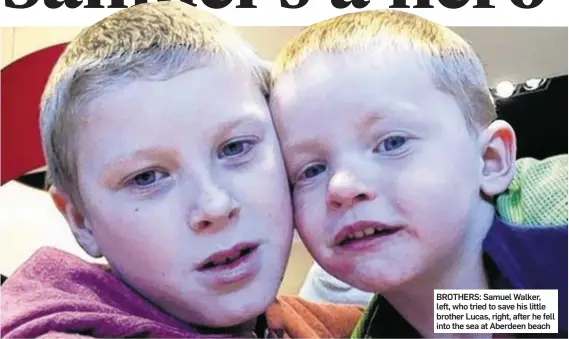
[
  {"xmin": 375, "ymin": 227, "xmax": 384, "ymax": 233},
  {"xmin": 348, "ymin": 233, "xmax": 354, "ymax": 239},
  {"xmin": 228, "ymin": 253, "xmax": 240, "ymax": 262},
  {"xmin": 363, "ymin": 227, "xmax": 375, "ymax": 236},
  {"xmin": 354, "ymin": 231, "xmax": 365, "ymax": 239}
]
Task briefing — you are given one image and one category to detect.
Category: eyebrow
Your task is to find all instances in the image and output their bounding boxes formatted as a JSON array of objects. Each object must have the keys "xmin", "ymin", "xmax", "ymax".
[
  {"xmin": 357, "ymin": 102, "xmax": 419, "ymax": 128},
  {"xmin": 357, "ymin": 111, "xmax": 384, "ymax": 132},
  {"xmin": 216, "ymin": 116, "xmax": 266, "ymax": 135},
  {"xmin": 100, "ymin": 147, "xmax": 180, "ymax": 185},
  {"xmin": 284, "ymin": 103, "xmax": 421, "ymax": 156},
  {"xmin": 212, "ymin": 115, "xmax": 267, "ymax": 149},
  {"xmin": 282, "ymin": 137, "xmax": 324, "ymax": 157}
]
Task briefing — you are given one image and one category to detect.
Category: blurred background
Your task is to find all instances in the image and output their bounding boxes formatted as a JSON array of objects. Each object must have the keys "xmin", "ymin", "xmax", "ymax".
[{"xmin": 1, "ymin": 26, "xmax": 567, "ymax": 294}]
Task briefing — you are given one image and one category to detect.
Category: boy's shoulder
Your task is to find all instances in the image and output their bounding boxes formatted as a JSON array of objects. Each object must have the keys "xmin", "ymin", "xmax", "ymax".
[
  {"xmin": 274, "ymin": 295, "xmax": 364, "ymax": 338},
  {"xmin": 3, "ymin": 246, "xmax": 108, "ymax": 281},
  {"xmin": 1, "ymin": 247, "xmax": 199, "ymax": 338},
  {"xmin": 484, "ymin": 217, "xmax": 568, "ymax": 335},
  {"xmin": 484, "ymin": 216, "xmax": 567, "ymax": 290},
  {"xmin": 497, "ymin": 155, "xmax": 568, "ymax": 226}
]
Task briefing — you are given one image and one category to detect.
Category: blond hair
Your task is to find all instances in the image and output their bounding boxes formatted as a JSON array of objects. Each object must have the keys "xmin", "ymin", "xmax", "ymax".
[
  {"xmin": 271, "ymin": 10, "xmax": 495, "ymax": 130},
  {"xmin": 41, "ymin": 2, "xmax": 269, "ymax": 204}
]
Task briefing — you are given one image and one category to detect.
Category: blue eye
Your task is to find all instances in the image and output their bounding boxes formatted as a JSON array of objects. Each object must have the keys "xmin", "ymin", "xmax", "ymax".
[
  {"xmin": 298, "ymin": 164, "xmax": 327, "ymax": 181},
  {"xmin": 130, "ymin": 170, "xmax": 169, "ymax": 187},
  {"xmin": 218, "ymin": 139, "xmax": 255, "ymax": 159},
  {"xmin": 375, "ymin": 135, "xmax": 408, "ymax": 153}
]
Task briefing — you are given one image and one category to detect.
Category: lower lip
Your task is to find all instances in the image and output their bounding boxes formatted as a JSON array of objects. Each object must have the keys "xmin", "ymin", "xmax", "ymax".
[
  {"xmin": 335, "ymin": 230, "xmax": 400, "ymax": 252},
  {"xmin": 199, "ymin": 246, "xmax": 261, "ymax": 287}
]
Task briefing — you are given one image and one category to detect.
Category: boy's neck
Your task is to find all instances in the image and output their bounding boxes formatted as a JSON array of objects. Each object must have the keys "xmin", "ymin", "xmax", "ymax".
[
  {"xmin": 238, "ymin": 317, "xmax": 260, "ymax": 337},
  {"xmin": 384, "ymin": 205, "xmax": 496, "ymax": 338},
  {"xmin": 197, "ymin": 317, "xmax": 259, "ymax": 337},
  {"xmin": 385, "ymin": 256, "xmax": 489, "ymax": 338}
]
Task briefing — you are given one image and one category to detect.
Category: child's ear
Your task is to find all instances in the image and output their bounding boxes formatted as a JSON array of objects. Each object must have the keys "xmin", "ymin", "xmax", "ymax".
[
  {"xmin": 49, "ymin": 186, "xmax": 103, "ymax": 258},
  {"xmin": 478, "ymin": 120, "xmax": 517, "ymax": 197}
]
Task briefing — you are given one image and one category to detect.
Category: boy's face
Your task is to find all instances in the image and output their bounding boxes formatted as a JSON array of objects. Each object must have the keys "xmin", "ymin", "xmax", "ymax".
[
  {"xmin": 65, "ymin": 62, "xmax": 293, "ymax": 327},
  {"xmin": 271, "ymin": 52, "xmax": 509, "ymax": 293}
]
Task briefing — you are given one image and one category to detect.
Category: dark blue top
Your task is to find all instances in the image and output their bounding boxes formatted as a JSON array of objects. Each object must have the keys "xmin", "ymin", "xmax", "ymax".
[{"xmin": 359, "ymin": 217, "xmax": 568, "ymax": 338}]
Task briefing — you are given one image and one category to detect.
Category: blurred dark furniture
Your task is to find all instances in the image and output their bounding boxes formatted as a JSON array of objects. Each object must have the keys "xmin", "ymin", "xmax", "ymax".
[{"xmin": 496, "ymin": 75, "xmax": 568, "ymax": 160}]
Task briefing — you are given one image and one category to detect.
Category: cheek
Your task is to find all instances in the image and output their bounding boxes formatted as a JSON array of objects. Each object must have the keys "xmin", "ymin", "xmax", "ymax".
[
  {"xmin": 231, "ymin": 145, "xmax": 293, "ymax": 232},
  {"xmin": 89, "ymin": 206, "xmax": 188, "ymax": 294},
  {"xmin": 293, "ymin": 186, "xmax": 328, "ymax": 248},
  {"xmin": 393, "ymin": 153, "xmax": 480, "ymax": 239},
  {"xmin": 86, "ymin": 191, "xmax": 184, "ymax": 263},
  {"xmin": 92, "ymin": 190, "xmax": 179, "ymax": 232},
  {"xmin": 398, "ymin": 165, "xmax": 461, "ymax": 208}
]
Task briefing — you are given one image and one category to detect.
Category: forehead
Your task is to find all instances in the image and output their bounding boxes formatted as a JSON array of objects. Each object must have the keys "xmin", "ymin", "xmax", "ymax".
[
  {"xmin": 271, "ymin": 51, "xmax": 468, "ymax": 145},
  {"xmin": 85, "ymin": 63, "xmax": 267, "ymax": 128},
  {"xmin": 273, "ymin": 53, "xmax": 430, "ymax": 120},
  {"xmin": 76, "ymin": 64, "xmax": 269, "ymax": 162},
  {"xmin": 275, "ymin": 49, "xmax": 432, "ymax": 100}
]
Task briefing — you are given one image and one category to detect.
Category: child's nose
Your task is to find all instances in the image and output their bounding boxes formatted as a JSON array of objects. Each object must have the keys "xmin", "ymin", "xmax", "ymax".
[
  {"xmin": 189, "ymin": 185, "xmax": 241, "ymax": 232},
  {"xmin": 326, "ymin": 170, "xmax": 376, "ymax": 210}
]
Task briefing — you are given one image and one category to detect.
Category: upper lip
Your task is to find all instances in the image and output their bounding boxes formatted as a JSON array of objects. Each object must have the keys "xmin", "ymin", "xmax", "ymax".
[
  {"xmin": 332, "ymin": 220, "xmax": 401, "ymax": 246},
  {"xmin": 196, "ymin": 242, "xmax": 259, "ymax": 271}
]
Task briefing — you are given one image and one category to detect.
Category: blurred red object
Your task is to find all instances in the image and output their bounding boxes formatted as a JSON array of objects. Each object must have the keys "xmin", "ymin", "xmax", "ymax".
[{"xmin": 1, "ymin": 43, "xmax": 68, "ymax": 185}]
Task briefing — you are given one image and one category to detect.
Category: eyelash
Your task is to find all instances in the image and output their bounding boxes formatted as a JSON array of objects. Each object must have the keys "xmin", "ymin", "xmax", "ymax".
[
  {"xmin": 120, "ymin": 138, "xmax": 259, "ymax": 192},
  {"xmin": 125, "ymin": 169, "xmax": 170, "ymax": 190},
  {"xmin": 217, "ymin": 137, "xmax": 258, "ymax": 160},
  {"xmin": 372, "ymin": 135, "xmax": 409, "ymax": 154},
  {"xmin": 292, "ymin": 135, "xmax": 410, "ymax": 186},
  {"xmin": 295, "ymin": 162, "xmax": 327, "ymax": 185}
]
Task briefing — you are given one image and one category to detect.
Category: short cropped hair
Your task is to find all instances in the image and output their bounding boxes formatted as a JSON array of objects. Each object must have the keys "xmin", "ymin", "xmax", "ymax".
[
  {"xmin": 271, "ymin": 10, "xmax": 496, "ymax": 131},
  {"xmin": 41, "ymin": 2, "xmax": 269, "ymax": 204}
]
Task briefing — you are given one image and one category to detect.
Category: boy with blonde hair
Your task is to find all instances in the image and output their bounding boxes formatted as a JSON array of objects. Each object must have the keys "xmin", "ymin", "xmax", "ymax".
[
  {"xmin": 269, "ymin": 10, "xmax": 567, "ymax": 338},
  {"xmin": 0, "ymin": 3, "xmax": 363, "ymax": 338}
]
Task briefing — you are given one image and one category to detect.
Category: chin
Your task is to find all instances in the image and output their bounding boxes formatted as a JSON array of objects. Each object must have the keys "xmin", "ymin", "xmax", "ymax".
[
  {"xmin": 218, "ymin": 282, "xmax": 279, "ymax": 327},
  {"xmin": 373, "ymin": 269, "xmax": 427, "ymax": 294},
  {"xmin": 209, "ymin": 313, "xmax": 257, "ymax": 328},
  {"xmin": 211, "ymin": 297, "xmax": 268, "ymax": 328},
  {"xmin": 338, "ymin": 262, "xmax": 413, "ymax": 294}
]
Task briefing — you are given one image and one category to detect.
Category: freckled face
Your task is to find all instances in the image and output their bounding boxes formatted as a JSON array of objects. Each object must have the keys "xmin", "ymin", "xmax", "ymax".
[
  {"xmin": 271, "ymin": 53, "xmax": 485, "ymax": 293},
  {"xmin": 74, "ymin": 62, "xmax": 293, "ymax": 327}
]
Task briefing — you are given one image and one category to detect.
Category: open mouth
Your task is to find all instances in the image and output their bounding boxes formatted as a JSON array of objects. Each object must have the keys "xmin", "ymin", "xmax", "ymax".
[
  {"xmin": 198, "ymin": 243, "xmax": 259, "ymax": 271},
  {"xmin": 335, "ymin": 223, "xmax": 402, "ymax": 247}
]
